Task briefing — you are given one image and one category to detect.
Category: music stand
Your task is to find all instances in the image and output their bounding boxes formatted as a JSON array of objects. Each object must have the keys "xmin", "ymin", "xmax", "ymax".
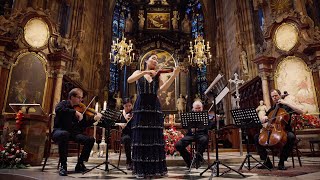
[
  {"xmin": 200, "ymin": 75, "xmax": 244, "ymax": 178},
  {"xmin": 230, "ymin": 108, "xmax": 270, "ymax": 171},
  {"xmin": 181, "ymin": 111, "xmax": 209, "ymax": 172},
  {"xmin": 83, "ymin": 108, "xmax": 127, "ymax": 175}
]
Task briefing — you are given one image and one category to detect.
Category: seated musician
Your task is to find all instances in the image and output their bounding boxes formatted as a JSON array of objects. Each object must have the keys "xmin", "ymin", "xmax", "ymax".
[
  {"xmin": 52, "ymin": 88, "xmax": 102, "ymax": 176},
  {"xmin": 118, "ymin": 98, "xmax": 133, "ymax": 170},
  {"xmin": 254, "ymin": 89, "xmax": 305, "ymax": 170},
  {"xmin": 175, "ymin": 100, "xmax": 213, "ymax": 168}
]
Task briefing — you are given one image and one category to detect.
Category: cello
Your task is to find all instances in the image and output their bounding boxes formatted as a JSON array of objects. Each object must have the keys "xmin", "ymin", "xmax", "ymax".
[{"xmin": 258, "ymin": 91, "xmax": 290, "ymax": 149}]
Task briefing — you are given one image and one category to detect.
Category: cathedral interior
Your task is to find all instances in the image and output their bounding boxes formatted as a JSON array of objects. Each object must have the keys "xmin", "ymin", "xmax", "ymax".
[{"xmin": 0, "ymin": 0, "xmax": 320, "ymax": 179}]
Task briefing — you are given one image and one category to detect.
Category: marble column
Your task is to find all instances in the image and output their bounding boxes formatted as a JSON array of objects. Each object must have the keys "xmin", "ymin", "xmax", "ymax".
[
  {"xmin": 51, "ymin": 69, "xmax": 66, "ymax": 113},
  {"xmin": 48, "ymin": 52, "xmax": 72, "ymax": 113},
  {"xmin": 253, "ymin": 56, "xmax": 275, "ymax": 109},
  {"xmin": 260, "ymin": 72, "xmax": 271, "ymax": 109}
]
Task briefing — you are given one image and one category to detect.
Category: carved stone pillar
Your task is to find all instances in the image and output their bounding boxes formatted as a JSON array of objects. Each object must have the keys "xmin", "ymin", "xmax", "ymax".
[
  {"xmin": 253, "ymin": 56, "xmax": 275, "ymax": 109},
  {"xmin": 0, "ymin": 37, "xmax": 13, "ymax": 113},
  {"xmin": 48, "ymin": 52, "xmax": 71, "ymax": 113}
]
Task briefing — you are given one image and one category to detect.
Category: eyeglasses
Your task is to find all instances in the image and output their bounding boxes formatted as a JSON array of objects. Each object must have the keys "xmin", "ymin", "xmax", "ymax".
[{"xmin": 75, "ymin": 95, "xmax": 83, "ymax": 99}]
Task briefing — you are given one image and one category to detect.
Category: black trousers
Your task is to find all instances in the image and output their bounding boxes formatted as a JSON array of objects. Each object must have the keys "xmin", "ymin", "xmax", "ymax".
[
  {"xmin": 254, "ymin": 131, "xmax": 295, "ymax": 163},
  {"xmin": 175, "ymin": 133, "xmax": 208, "ymax": 166},
  {"xmin": 121, "ymin": 134, "xmax": 131, "ymax": 164},
  {"xmin": 52, "ymin": 129, "xmax": 94, "ymax": 165}
]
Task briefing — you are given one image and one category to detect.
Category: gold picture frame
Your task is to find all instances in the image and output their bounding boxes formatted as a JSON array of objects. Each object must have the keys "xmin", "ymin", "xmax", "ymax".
[{"xmin": 146, "ymin": 12, "xmax": 170, "ymax": 30}]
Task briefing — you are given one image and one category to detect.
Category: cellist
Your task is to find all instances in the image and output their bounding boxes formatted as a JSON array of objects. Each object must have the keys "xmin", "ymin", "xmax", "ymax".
[{"xmin": 254, "ymin": 89, "xmax": 305, "ymax": 170}]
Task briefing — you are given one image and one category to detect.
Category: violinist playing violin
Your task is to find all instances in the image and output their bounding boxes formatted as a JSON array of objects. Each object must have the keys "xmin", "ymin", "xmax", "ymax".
[
  {"xmin": 52, "ymin": 88, "xmax": 102, "ymax": 176},
  {"xmin": 254, "ymin": 89, "xmax": 305, "ymax": 170},
  {"xmin": 118, "ymin": 98, "xmax": 134, "ymax": 170}
]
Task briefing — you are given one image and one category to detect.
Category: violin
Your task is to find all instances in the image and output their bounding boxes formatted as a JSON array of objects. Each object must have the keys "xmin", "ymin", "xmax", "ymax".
[
  {"xmin": 74, "ymin": 103, "xmax": 98, "ymax": 117},
  {"xmin": 156, "ymin": 68, "xmax": 174, "ymax": 75},
  {"xmin": 258, "ymin": 91, "xmax": 289, "ymax": 149}
]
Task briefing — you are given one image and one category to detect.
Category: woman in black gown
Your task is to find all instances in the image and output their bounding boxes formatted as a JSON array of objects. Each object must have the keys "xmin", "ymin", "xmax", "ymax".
[{"xmin": 127, "ymin": 54, "xmax": 180, "ymax": 178}]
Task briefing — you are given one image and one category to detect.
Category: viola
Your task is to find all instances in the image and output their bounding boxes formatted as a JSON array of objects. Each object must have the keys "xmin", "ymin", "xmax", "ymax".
[
  {"xmin": 74, "ymin": 103, "xmax": 98, "ymax": 117},
  {"xmin": 258, "ymin": 91, "xmax": 289, "ymax": 149}
]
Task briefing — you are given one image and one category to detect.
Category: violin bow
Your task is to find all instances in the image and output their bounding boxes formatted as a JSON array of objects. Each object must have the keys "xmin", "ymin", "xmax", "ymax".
[{"xmin": 81, "ymin": 96, "xmax": 97, "ymax": 116}]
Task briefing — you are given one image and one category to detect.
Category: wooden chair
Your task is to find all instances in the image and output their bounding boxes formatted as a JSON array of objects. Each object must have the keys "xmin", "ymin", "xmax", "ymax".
[
  {"xmin": 41, "ymin": 114, "xmax": 81, "ymax": 171},
  {"xmin": 269, "ymin": 115, "xmax": 302, "ymax": 168},
  {"xmin": 190, "ymin": 130, "xmax": 212, "ymax": 168}
]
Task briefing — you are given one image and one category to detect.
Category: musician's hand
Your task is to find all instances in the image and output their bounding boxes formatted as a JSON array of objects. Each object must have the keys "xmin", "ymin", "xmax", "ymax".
[
  {"xmin": 94, "ymin": 112, "xmax": 102, "ymax": 121},
  {"xmin": 144, "ymin": 70, "xmax": 157, "ymax": 77},
  {"xmin": 75, "ymin": 111, "xmax": 83, "ymax": 121},
  {"xmin": 261, "ymin": 116, "xmax": 268, "ymax": 123},
  {"xmin": 173, "ymin": 66, "xmax": 181, "ymax": 75},
  {"xmin": 120, "ymin": 123, "xmax": 126, "ymax": 129},
  {"xmin": 278, "ymin": 99, "xmax": 287, "ymax": 105},
  {"xmin": 125, "ymin": 113, "xmax": 132, "ymax": 121}
]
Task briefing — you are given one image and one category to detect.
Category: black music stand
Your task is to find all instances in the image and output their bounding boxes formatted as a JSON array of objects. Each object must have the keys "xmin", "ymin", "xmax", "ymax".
[
  {"xmin": 200, "ymin": 75, "xmax": 245, "ymax": 178},
  {"xmin": 230, "ymin": 108, "xmax": 270, "ymax": 171},
  {"xmin": 83, "ymin": 108, "xmax": 127, "ymax": 175},
  {"xmin": 181, "ymin": 112, "xmax": 209, "ymax": 172}
]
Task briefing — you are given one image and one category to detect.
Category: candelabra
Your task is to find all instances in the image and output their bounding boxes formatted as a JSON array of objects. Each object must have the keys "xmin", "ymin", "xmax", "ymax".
[
  {"xmin": 110, "ymin": 35, "xmax": 135, "ymax": 69},
  {"xmin": 188, "ymin": 36, "xmax": 212, "ymax": 68}
]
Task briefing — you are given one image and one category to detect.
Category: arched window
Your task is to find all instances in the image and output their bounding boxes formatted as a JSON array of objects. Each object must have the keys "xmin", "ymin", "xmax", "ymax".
[
  {"xmin": 109, "ymin": 0, "xmax": 130, "ymax": 94},
  {"xmin": 186, "ymin": 0, "xmax": 207, "ymax": 99},
  {"xmin": 186, "ymin": 0, "xmax": 204, "ymax": 38}
]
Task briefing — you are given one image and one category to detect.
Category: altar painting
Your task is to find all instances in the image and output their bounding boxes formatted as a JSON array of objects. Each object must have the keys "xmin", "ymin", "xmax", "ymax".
[
  {"xmin": 4, "ymin": 53, "xmax": 47, "ymax": 113},
  {"xmin": 274, "ymin": 56, "xmax": 319, "ymax": 114}
]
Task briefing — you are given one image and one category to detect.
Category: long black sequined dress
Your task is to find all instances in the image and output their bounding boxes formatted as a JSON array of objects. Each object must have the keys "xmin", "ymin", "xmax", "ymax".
[{"xmin": 131, "ymin": 75, "xmax": 167, "ymax": 177}]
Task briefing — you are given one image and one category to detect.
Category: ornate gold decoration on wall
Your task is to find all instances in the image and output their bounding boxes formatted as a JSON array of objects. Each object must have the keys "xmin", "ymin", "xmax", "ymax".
[
  {"xmin": 270, "ymin": 0, "xmax": 292, "ymax": 14},
  {"xmin": 273, "ymin": 23, "xmax": 299, "ymax": 52},
  {"xmin": 24, "ymin": 18, "xmax": 50, "ymax": 48}
]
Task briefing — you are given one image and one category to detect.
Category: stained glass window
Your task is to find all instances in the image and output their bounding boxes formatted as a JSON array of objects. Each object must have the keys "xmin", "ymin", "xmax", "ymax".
[
  {"xmin": 186, "ymin": 0, "xmax": 207, "ymax": 99},
  {"xmin": 258, "ymin": 8, "xmax": 264, "ymax": 31}
]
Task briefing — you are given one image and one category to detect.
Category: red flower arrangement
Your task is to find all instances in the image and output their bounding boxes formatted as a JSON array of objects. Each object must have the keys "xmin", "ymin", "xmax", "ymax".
[
  {"xmin": 0, "ymin": 110, "xmax": 28, "ymax": 168},
  {"xmin": 163, "ymin": 125, "xmax": 185, "ymax": 156},
  {"xmin": 293, "ymin": 114, "xmax": 320, "ymax": 130}
]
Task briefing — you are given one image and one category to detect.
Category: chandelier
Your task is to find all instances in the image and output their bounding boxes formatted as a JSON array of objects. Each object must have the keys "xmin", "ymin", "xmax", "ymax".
[
  {"xmin": 110, "ymin": 36, "xmax": 135, "ymax": 69},
  {"xmin": 188, "ymin": 36, "xmax": 212, "ymax": 68}
]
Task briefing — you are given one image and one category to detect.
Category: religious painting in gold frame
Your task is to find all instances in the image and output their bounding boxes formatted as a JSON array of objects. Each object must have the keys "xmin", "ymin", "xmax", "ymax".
[
  {"xmin": 274, "ymin": 56, "xmax": 319, "ymax": 114},
  {"xmin": 3, "ymin": 53, "xmax": 48, "ymax": 113},
  {"xmin": 146, "ymin": 12, "xmax": 170, "ymax": 30},
  {"xmin": 140, "ymin": 49, "xmax": 176, "ymax": 111}
]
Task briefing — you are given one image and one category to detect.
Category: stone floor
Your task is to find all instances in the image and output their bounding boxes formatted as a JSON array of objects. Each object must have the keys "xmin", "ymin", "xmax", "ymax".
[{"xmin": 0, "ymin": 151, "xmax": 320, "ymax": 180}]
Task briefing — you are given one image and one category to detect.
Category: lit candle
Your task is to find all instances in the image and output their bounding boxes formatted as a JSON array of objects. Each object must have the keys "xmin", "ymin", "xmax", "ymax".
[
  {"xmin": 103, "ymin": 101, "xmax": 107, "ymax": 110},
  {"xmin": 133, "ymin": 53, "xmax": 135, "ymax": 59},
  {"xmin": 95, "ymin": 102, "xmax": 99, "ymax": 112},
  {"xmin": 109, "ymin": 52, "xmax": 112, "ymax": 59}
]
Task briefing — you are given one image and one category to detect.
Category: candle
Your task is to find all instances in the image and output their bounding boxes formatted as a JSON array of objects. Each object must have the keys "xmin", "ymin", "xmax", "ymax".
[
  {"xmin": 103, "ymin": 101, "xmax": 107, "ymax": 110},
  {"xmin": 95, "ymin": 102, "xmax": 99, "ymax": 112}
]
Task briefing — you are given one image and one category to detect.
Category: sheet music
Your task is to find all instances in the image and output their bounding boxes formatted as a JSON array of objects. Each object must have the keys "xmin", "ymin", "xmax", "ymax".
[
  {"xmin": 204, "ymin": 74, "xmax": 223, "ymax": 95},
  {"xmin": 215, "ymin": 86, "xmax": 229, "ymax": 104}
]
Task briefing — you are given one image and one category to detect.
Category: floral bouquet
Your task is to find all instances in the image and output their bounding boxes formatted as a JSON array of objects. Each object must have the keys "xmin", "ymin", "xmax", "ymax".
[
  {"xmin": 0, "ymin": 110, "xmax": 28, "ymax": 168},
  {"xmin": 163, "ymin": 125, "xmax": 184, "ymax": 156},
  {"xmin": 293, "ymin": 114, "xmax": 320, "ymax": 130}
]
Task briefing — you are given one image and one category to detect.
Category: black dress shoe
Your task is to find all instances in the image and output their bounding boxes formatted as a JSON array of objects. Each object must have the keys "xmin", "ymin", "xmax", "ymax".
[
  {"xmin": 59, "ymin": 166, "xmax": 68, "ymax": 176},
  {"xmin": 278, "ymin": 165, "xmax": 287, "ymax": 170},
  {"xmin": 75, "ymin": 162, "xmax": 88, "ymax": 172}
]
